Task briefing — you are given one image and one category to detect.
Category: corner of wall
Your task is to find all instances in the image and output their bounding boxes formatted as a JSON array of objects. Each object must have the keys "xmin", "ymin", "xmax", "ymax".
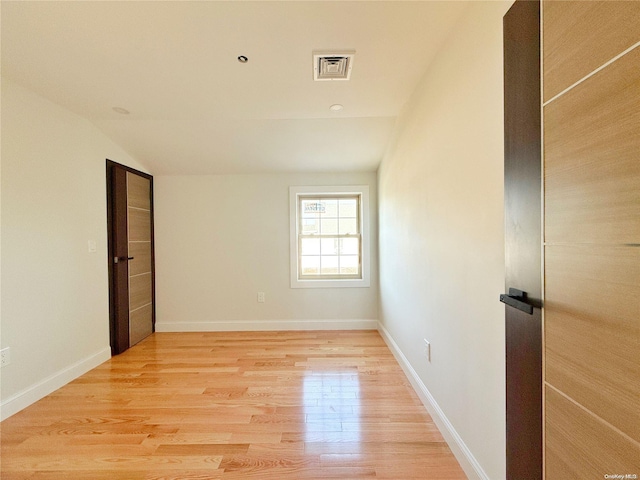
[{"xmin": 378, "ymin": 323, "xmax": 490, "ymax": 480}]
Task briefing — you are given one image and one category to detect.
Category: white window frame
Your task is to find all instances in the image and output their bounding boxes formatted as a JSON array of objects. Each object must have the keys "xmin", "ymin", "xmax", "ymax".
[{"xmin": 290, "ymin": 185, "xmax": 370, "ymax": 288}]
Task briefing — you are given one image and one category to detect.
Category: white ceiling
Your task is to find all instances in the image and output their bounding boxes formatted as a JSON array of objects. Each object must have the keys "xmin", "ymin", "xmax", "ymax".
[{"xmin": 1, "ymin": 1, "xmax": 468, "ymax": 174}]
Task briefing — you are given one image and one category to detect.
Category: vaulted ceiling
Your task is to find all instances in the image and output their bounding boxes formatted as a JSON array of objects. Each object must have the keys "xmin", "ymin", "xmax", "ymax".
[{"xmin": 1, "ymin": 1, "xmax": 467, "ymax": 174}]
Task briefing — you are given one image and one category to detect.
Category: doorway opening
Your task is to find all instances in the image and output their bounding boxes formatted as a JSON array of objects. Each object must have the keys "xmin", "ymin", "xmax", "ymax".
[{"xmin": 106, "ymin": 160, "xmax": 155, "ymax": 355}]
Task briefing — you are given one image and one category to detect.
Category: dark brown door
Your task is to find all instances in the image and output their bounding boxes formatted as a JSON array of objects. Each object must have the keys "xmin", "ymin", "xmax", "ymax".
[
  {"xmin": 503, "ymin": 1, "xmax": 542, "ymax": 479},
  {"xmin": 107, "ymin": 160, "xmax": 155, "ymax": 355}
]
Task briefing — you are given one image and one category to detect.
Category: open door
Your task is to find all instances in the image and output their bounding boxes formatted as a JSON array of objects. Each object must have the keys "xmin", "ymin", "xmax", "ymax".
[
  {"xmin": 503, "ymin": 1, "xmax": 542, "ymax": 478},
  {"xmin": 106, "ymin": 160, "xmax": 155, "ymax": 355}
]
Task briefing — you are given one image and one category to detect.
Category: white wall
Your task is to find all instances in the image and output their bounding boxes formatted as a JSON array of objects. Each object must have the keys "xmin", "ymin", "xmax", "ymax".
[
  {"xmin": 377, "ymin": 2, "xmax": 512, "ymax": 479},
  {"xmin": 154, "ymin": 173, "xmax": 378, "ymax": 331},
  {"xmin": 0, "ymin": 79, "xmax": 148, "ymax": 419}
]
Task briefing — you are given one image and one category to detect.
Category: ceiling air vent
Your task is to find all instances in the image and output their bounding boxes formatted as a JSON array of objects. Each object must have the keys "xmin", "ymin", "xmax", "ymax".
[{"xmin": 313, "ymin": 51, "xmax": 355, "ymax": 81}]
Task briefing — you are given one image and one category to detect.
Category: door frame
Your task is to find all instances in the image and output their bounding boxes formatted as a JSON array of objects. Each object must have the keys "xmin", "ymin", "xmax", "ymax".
[{"xmin": 106, "ymin": 160, "xmax": 156, "ymax": 355}]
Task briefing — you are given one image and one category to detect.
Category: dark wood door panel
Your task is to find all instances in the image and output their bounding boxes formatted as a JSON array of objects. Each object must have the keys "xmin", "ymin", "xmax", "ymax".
[
  {"xmin": 505, "ymin": 307, "xmax": 542, "ymax": 479},
  {"xmin": 109, "ymin": 165, "xmax": 130, "ymax": 354},
  {"xmin": 504, "ymin": 0, "xmax": 542, "ymax": 304},
  {"xmin": 503, "ymin": 1, "xmax": 542, "ymax": 478}
]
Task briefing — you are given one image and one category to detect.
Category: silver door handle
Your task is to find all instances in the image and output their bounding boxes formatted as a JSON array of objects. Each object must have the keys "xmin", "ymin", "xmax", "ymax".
[{"xmin": 113, "ymin": 256, "xmax": 134, "ymax": 264}]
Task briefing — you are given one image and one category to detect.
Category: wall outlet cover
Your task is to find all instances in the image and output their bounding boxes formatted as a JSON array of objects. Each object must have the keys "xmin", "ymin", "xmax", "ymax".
[{"xmin": 1, "ymin": 347, "xmax": 11, "ymax": 367}]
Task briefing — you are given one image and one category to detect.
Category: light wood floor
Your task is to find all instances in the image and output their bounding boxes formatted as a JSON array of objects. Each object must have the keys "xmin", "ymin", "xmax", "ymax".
[{"xmin": 0, "ymin": 330, "xmax": 466, "ymax": 479}]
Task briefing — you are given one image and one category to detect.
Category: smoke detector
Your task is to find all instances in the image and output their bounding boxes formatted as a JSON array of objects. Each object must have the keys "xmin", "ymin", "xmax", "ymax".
[{"xmin": 313, "ymin": 51, "xmax": 355, "ymax": 81}]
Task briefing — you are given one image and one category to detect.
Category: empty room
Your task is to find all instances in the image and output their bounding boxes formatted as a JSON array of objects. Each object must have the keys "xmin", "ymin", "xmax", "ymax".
[{"xmin": 1, "ymin": 1, "xmax": 638, "ymax": 479}]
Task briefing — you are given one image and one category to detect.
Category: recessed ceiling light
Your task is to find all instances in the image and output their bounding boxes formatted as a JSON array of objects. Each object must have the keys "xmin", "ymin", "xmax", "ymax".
[
  {"xmin": 112, "ymin": 107, "xmax": 130, "ymax": 115},
  {"xmin": 237, "ymin": 55, "xmax": 248, "ymax": 63},
  {"xmin": 329, "ymin": 104, "xmax": 343, "ymax": 111}
]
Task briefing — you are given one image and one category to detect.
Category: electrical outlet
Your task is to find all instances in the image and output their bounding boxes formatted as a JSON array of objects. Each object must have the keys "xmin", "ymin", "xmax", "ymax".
[
  {"xmin": 423, "ymin": 339, "xmax": 431, "ymax": 362},
  {"xmin": 1, "ymin": 347, "xmax": 11, "ymax": 367},
  {"xmin": 257, "ymin": 292, "xmax": 265, "ymax": 303}
]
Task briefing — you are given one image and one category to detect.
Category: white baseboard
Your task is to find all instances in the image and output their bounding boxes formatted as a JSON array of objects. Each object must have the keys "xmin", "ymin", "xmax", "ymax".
[
  {"xmin": 377, "ymin": 322, "xmax": 489, "ymax": 480},
  {"xmin": 0, "ymin": 346, "xmax": 111, "ymax": 421},
  {"xmin": 155, "ymin": 319, "xmax": 378, "ymax": 332}
]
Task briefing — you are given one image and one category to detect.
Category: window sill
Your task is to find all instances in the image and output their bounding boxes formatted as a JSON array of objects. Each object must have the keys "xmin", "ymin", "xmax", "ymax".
[{"xmin": 290, "ymin": 277, "xmax": 370, "ymax": 289}]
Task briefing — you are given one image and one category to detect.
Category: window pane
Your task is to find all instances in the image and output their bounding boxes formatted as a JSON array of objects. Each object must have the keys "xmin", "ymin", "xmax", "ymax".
[
  {"xmin": 292, "ymin": 187, "xmax": 368, "ymax": 287},
  {"xmin": 301, "ymin": 238, "xmax": 320, "ymax": 255},
  {"xmin": 340, "ymin": 255, "xmax": 359, "ymax": 275},
  {"xmin": 340, "ymin": 237, "xmax": 359, "ymax": 255},
  {"xmin": 320, "ymin": 218, "xmax": 338, "ymax": 235},
  {"xmin": 323, "ymin": 199, "xmax": 338, "ymax": 217},
  {"xmin": 301, "ymin": 218, "xmax": 319, "ymax": 234},
  {"xmin": 320, "ymin": 256, "xmax": 339, "ymax": 275},
  {"xmin": 321, "ymin": 238, "xmax": 338, "ymax": 256},
  {"xmin": 338, "ymin": 218, "xmax": 357, "ymax": 235},
  {"xmin": 301, "ymin": 256, "xmax": 320, "ymax": 276},
  {"xmin": 301, "ymin": 199, "xmax": 322, "ymax": 218},
  {"xmin": 339, "ymin": 199, "xmax": 357, "ymax": 218}
]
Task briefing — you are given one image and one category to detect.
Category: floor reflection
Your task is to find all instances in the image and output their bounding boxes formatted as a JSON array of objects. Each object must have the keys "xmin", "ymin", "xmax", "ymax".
[{"xmin": 303, "ymin": 370, "xmax": 361, "ymax": 445}]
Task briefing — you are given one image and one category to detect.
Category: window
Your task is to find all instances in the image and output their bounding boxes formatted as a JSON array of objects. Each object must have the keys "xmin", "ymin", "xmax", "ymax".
[
  {"xmin": 290, "ymin": 186, "xmax": 370, "ymax": 288},
  {"xmin": 299, "ymin": 195, "xmax": 360, "ymax": 278}
]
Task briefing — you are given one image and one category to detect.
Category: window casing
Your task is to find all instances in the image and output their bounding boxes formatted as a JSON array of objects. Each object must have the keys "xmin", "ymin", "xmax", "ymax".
[{"xmin": 290, "ymin": 186, "xmax": 370, "ymax": 288}]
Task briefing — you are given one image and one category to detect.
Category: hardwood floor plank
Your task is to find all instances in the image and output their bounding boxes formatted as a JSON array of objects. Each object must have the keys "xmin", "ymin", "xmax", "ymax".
[
  {"xmin": 0, "ymin": 454, "xmax": 223, "ymax": 472},
  {"xmin": 153, "ymin": 444, "xmax": 250, "ymax": 456},
  {"xmin": 246, "ymin": 442, "xmax": 306, "ymax": 454},
  {"xmin": 25, "ymin": 470, "xmax": 224, "ymax": 480},
  {"xmin": 1, "ymin": 331, "xmax": 465, "ymax": 479}
]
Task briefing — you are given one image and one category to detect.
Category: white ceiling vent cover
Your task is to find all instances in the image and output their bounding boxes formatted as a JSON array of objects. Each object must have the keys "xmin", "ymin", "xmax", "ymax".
[{"xmin": 313, "ymin": 51, "xmax": 355, "ymax": 81}]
